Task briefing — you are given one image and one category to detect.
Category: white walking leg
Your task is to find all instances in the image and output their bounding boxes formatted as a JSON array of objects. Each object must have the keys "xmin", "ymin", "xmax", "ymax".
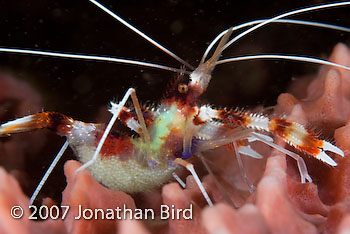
[
  {"xmin": 172, "ymin": 172, "xmax": 186, "ymax": 189},
  {"xmin": 251, "ymin": 132, "xmax": 312, "ymax": 183},
  {"xmin": 174, "ymin": 158, "xmax": 213, "ymax": 207},
  {"xmin": 197, "ymin": 153, "xmax": 237, "ymax": 208},
  {"xmin": 232, "ymin": 142, "xmax": 256, "ymax": 193},
  {"xmin": 30, "ymin": 140, "xmax": 69, "ymax": 204},
  {"xmin": 76, "ymin": 88, "xmax": 151, "ymax": 173}
]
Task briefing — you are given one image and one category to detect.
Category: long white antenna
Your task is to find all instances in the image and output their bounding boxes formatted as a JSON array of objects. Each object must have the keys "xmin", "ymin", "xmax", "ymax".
[
  {"xmin": 201, "ymin": 19, "xmax": 350, "ymax": 64},
  {"xmin": 0, "ymin": 48, "xmax": 190, "ymax": 74},
  {"xmin": 89, "ymin": 0, "xmax": 194, "ymax": 70},
  {"xmin": 216, "ymin": 54, "xmax": 350, "ymax": 71},
  {"xmin": 222, "ymin": 2, "xmax": 350, "ymax": 52}
]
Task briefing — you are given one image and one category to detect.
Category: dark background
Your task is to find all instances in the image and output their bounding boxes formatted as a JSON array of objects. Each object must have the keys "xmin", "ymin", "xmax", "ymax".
[{"xmin": 0, "ymin": 0, "xmax": 349, "ymax": 201}]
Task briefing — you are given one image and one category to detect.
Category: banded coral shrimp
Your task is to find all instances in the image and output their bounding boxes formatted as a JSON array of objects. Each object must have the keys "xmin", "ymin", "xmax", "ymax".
[{"xmin": 0, "ymin": 0, "xmax": 350, "ymax": 232}]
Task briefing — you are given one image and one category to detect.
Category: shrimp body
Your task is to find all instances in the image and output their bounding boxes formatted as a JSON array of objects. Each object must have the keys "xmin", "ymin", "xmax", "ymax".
[
  {"xmin": 73, "ymin": 103, "xmax": 191, "ymax": 192},
  {"xmin": 60, "ymin": 70, "xmax": 220, "ymax": 192}
]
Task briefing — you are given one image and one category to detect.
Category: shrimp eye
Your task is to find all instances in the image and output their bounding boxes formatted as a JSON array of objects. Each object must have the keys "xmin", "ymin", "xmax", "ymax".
[{"xmin": 178, "ymin": 84, "xmax": 188, "ymax": 93}]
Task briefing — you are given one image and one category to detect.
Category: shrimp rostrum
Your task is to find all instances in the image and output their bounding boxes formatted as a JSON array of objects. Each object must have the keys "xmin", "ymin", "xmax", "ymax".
[{"xmin": 0, "ymin": 0, "xmax": 348, "ymax": 206}]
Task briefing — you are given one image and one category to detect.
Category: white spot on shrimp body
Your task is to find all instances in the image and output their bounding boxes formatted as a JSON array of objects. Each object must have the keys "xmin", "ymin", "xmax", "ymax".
[{"xmin": 68, "ymin": 121, "xmax": 96, "ymax": 147}]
